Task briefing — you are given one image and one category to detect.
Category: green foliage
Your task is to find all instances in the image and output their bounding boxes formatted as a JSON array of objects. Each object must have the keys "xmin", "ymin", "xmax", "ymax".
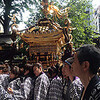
[
  {"xmin": 0, "ymin": 0, "xmax": 96, "ymax": 48},
  {"xmin": 67, "ymin": 0, "xmax": 95, "ymax": 48},
  {"xmin": 26, "ymin": 0, "xmax": 95, "ymax": 48},
  {"xmin": 0, "ymin": 0, "xmax": 34, "ymax": 34}
]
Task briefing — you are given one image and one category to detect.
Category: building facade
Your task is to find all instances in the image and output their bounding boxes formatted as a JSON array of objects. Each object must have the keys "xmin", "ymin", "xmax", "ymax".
[{"xmin": 93, "ymin": 5, "xmax": 100, "ymax": 33}]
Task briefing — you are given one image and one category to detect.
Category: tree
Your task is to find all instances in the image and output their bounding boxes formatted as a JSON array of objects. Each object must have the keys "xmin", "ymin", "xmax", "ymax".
[
  {"xmin": 67, "ymin": 0, "xmax": 95, "ymax": 48},
  {"xmin": 0, "ymin": 0, "xmax": 95, "ymax": 47},
  {"xmin": 0, "ymin": 0, "xmax": 34, "ymax": 34},
  {"xmin": 24, "ymin": 0, "xmax": 46, "ymax": 27},
  {"xmin": 26, "ymin": 0, "xmax": 95, "ymax": 48},
  {"xmin": 54, "ymin": 0, "xmax": 95, "ymax": 48}
]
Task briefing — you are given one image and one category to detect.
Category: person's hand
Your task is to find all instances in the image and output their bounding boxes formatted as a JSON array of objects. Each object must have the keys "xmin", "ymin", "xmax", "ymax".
[{"xmin": 7, "ymin": 87, "xmax": 13, "ymax": 94}]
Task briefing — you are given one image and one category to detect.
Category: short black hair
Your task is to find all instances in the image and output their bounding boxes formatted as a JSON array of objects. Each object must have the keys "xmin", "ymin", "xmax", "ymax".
[
  {"xmin": 76, "ymin": 44, "xmax": 100, "ymax": 74},
  {"xmin": 33, "ymin": 63, "xmax": 43, "ymax": 69},
  {"xmin": 11, "ymin": 66, "xmax": 20, "ymax": 75},
  {"xmin": 47, "ymin": 67, "xmax": 53, "ymax": 76}
]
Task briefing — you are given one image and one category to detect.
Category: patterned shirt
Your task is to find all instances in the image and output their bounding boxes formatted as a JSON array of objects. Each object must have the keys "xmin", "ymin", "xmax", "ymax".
[
  {"xmin": 62, "ymin": 78, "xmax": 71, "ymax": 100},
  {"xmin": 0, "ymin": 74, "xmax": 10, "ymax": 89},
  {"xmin": 69, "ymin": 77, "xmax": 83, "ymax": 100},
  {"xmin": 48, "ymin": 76, "xmax": 63, "ymax": 100},
  {"xmin": 82, "ymin": 75, "xmax": 100, "ymax": 100},
  {"xmin": 23, "ymin": 77, "xmax": 34, "ymax": 100},
  {"xmin": 8, "ymin": 77, "xmax": 25, "ymax": 100},
  {"xmin": 34, "ymin": 72, "xmax": 50, "ymax": 100},
  {"xmin": 0, "ymin": 74, "xmax": 14, "ymax": 100},
  {"xmin": 0, "ymin": 85, "xmax": 14, "ymax": 100}
]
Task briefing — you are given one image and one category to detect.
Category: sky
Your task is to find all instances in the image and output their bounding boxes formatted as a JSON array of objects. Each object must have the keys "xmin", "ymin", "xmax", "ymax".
[
  {"xmin": 92, "ymin": 0, "xmax": 100, "ymax": 9},
  {"xmin": 17, "ymin": 0, "xmax": 100, "ymax": 30},
  {"xmin": 1, "ymin": 0, "xmax": 100, "ymax": 30}
]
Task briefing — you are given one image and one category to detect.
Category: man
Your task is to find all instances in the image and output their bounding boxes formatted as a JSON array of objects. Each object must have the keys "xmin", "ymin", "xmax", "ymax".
[
  {"xmin": 8, "ymin": 66, "xmax": 25, "ymax": 99},
  {"xmin": 0, "ymin": 64, "xmax": 10, "ymax": 90},
  {"xmin": 23, "ymin": 63, "xmax": 35, "ymax": 100},
  {"xmin": 0, "ymin": 64, "xmax": 12, "ymax": 100},
  {"xmin": 0, "ymin": 65, "xmax": 24, "ymax": 100},
  {"xmin": 47, "ymin": 65, "xmax": 63, "ymax": 100},
  {"xmin": 71, "ymin": 44, "xmax": 100, "ymax": 100},
  {"xmin": 47, "ymin": 66, "xmax": 58, "ymax": 82},
  {"xmin": 33, "ymin": 63, "xmax": 50, "ymax": 100},
  {"xmin": 62, "ymin": 57, "xmax": 83, "ymax": 100}
]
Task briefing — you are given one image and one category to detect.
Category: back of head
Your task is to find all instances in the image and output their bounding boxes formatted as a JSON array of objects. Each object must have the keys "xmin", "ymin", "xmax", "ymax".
[
  {"xmin": 11, "ymin": 66, "xmax": 20, "ymax": 76},
  {"xmin": 47, "ymin": 67, "xmax": 53, "ymax": 76},
  {"xmin": 76, "ymin": 44, "xmax": 100, "ymax": 74},
  {"xmin": 25, "ymin": 63, "xmax": 34, "ymax": 77}
]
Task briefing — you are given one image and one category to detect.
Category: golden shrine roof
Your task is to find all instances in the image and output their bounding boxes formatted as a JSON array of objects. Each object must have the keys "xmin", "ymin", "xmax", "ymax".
[{"xmin": 19, "ymin": 18, "xmax": 65, "ymax": 45}]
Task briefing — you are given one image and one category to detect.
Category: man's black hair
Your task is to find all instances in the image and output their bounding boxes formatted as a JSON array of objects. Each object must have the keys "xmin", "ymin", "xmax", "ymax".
[
  {"xmin": 76, "ymin": 44, "xmax": 100, "ymax": 74},
  {"xmin": 34, "ymin": 63, "xmax": 43, "ymax": 69}
]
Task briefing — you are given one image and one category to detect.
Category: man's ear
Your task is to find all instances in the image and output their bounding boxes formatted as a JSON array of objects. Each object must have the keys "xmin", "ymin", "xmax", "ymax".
[
  {"xmin": 0, "ymin": 70, "xmax": 3, "ymax": 73},
  {"xmin": 83, "ymin": 61, "xmax": 90, "ymax": 71},
  {"xmin": 39, "ymin": 67, "xmax": 42, "ymax": 71}
]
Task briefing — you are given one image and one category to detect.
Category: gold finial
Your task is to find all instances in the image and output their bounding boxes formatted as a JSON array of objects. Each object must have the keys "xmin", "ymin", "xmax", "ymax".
[{"xmin": 8, "ymin": 14, "xmax": 18, "ymax": 31}]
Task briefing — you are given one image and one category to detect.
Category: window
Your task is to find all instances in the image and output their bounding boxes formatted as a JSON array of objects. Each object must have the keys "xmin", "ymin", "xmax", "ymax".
[{"xmin": 99, "ymin": 18, "xmax": 100, "ymax": 23}]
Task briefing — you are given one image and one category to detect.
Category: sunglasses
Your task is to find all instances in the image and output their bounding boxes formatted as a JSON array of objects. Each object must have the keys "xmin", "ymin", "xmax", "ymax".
[
  {"xmin": 65, "ymin": 60, "xmax": 71, "ymax": 66},
  {"xmin": 64, "ymin": 60, "xmax": 72, "ymax": 69}
]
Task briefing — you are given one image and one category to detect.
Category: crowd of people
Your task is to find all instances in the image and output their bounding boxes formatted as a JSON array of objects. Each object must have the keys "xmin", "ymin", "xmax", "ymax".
[{"xmin": 0, "ymin": 44, "xmax": 100, "ymax": 100}]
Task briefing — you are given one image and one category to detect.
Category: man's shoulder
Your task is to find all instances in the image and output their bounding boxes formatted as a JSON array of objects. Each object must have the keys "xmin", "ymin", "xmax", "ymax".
[
  {"xmin": 73, "ymin": 77, "xmax": 83, "ymax": 86},
  {"xmin": 88, "ymin": 82, "xmax": 100, "ymax": 99},
  {"xmin": 52, "ymin": 76, "xmax": 62, "ymax": 83},
  {"xmin": 35, "ymin": 73, "xmax": 50, "ymax": 87},
  {"xmin": 37, "ymin": 73, "xmax": 49, "ymax": 80},
  {"xmin": 93, "ymin": 81, "xmax": 100, "ymax": 91},
  {"xmin": 86, "ymin": 77, "xmax": 100, "ymax": 100}
]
